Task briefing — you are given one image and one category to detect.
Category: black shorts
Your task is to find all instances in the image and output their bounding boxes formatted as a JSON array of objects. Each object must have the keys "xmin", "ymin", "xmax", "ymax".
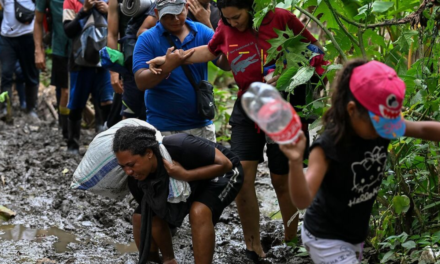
[
  {"xmin": 130, "ymin": 165, "xmax": 243, "ymax": 225},
  {"xmin": 230, "ymin": 99, "xmax": 309, "ymax": 175},
  {"xmin": 50, "ymin": 54, "xmax": 69, "ymax": 88},
  {"xmin": 120, "ymin": 73, "xmax": 146, "ymax": 119}
]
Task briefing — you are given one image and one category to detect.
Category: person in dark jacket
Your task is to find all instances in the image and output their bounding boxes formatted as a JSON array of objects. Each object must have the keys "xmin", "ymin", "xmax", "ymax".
[{"xmin": 113, "ymin": 126, "xmax": 243, "ymax": 264}]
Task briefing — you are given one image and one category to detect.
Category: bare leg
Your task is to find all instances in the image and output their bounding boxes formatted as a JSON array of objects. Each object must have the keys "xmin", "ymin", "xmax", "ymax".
[
  {"xmin": 189, "ymin": 202, "xmax": 215, "ymax": 264},
  {"xmin": 151, "ymin": 216, "xmax": 176, "ymax": 263},
  {"xmin": 132, "ymin": 213, "xmax": 162, "ymax": 263},
  {"xmin": 234, "ymin": 160, "xmax": 266, "ymax": 258},
  {"xmin": 271, "ymin": 173, "xmax": 299, "ymax": 242}
]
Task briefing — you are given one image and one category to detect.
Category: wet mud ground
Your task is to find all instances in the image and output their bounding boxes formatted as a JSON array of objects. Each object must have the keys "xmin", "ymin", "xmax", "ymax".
[{"xmin": 0, "ymin": 95, "xmax": 312, "ymax": 264}]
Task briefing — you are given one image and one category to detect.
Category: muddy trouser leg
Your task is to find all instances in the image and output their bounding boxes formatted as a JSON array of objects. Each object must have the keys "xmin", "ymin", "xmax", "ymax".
[
  {"xmin": 24, "ymin": 84, "xmax": 39, "ymax": 112},
  {"xmin": 0, "ymin": 36, "xmax": 15, "ymax": 112},
  {"xmin": 60, "ymin": 114, "xmax": 69, "ymax": 140},
  {"xmin": 67, "ymin": 109, "xmax": 82, "ymax": 152}
]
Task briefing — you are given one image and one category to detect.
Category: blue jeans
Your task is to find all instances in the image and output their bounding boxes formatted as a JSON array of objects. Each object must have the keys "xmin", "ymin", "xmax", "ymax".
[{"xmin": 0, "ymin": 34, "xmax": 39, "ymax": 110}]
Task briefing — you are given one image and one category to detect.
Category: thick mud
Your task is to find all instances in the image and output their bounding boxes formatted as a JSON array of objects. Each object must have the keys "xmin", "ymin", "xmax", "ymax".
[{"xmin": 0, "ymin": 89, "xmax": 312, "ymax": 264}]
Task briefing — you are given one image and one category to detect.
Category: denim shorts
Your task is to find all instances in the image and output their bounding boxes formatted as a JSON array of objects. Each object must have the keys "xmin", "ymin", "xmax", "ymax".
[{"xmin": 68, "ymin": 67, "xmax": 113, "ymax": 109}]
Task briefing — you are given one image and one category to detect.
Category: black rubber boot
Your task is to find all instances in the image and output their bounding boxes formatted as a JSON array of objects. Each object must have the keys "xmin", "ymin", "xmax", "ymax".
[
  {"xmin": 94, "ymin": 100, "xmax": 104, "ymax": 133},
  {"xmin": 60, "ymin": 114, "xmax": 69, "ymax": 140},
  {"xmin": 25, "ymin": 85, "xmax": 40, "ymax": 122},
  {"xmin": 67, "ymin": 119, "xmax": 81, "ymax": 155}
]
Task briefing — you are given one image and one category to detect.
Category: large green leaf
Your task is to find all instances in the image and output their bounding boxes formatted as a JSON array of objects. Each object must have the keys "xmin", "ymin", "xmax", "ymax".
[
  {"xmin": 402, "ymin": 241, "xmax": 416, "ymax": 250},
  {"xmin": 393, "ymin": 30, "xmax": 418, "ymax": 53},
  {"xmin": 277, "ymin": 67, "xmax": 299, "ymax": 91},
  {"xmin": 392, "ymin": 195, "xmax": 410, "ymax": 214},
  {"xmin": 287, "ymin": 66, "xmax": 315, "ymax": 94},
  {"xmin": 372, "ymin": 1, "xmax": 394, "ymax": 13}
]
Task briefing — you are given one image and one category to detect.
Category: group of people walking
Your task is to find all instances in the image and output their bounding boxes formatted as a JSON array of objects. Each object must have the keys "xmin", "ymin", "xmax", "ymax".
[{"xmin": 2, "ymin": 0, "xmax": 440, "ymax": 263}]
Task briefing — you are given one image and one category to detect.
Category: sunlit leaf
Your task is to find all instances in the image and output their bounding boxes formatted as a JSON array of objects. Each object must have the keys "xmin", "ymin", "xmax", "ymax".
[{"xmin": 392, "ymin": 195, "xmax": 410, "ymax": 214}]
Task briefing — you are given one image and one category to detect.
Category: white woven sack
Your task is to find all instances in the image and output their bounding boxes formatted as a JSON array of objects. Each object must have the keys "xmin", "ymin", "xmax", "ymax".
[{"xmin": 70, "ymin": 119, "xmax": 191, "ymax": 202}]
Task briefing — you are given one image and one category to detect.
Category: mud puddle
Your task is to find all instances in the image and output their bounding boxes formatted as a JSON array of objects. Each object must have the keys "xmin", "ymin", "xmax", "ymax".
[
  {"xmin": 0, "ymin": 225, "xmax": 138, "ymax": 254},
  {"xmin": 0, "ymin": 85, "xmax": 311, "ymax": 264}
]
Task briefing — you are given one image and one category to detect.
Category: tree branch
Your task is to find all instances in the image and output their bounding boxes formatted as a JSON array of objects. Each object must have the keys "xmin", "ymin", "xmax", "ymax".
[
  {"xmin": 323, "ymin": 0, "xmax": 360, "ymax": 48},
  {"xmin": 295, "ymin": 5, "xmax": 348, "ymax": 62}
]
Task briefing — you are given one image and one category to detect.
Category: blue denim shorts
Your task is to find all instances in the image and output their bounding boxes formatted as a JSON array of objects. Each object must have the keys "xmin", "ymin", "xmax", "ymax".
[{"xmin": 68, "ymin": 67, "xmax": 113, "ymax": 110}]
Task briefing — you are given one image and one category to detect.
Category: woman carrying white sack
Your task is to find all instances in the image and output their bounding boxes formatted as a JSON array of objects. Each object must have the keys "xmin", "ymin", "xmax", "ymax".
[{"xmin": 113, "ymin": 126, "xmax": 243, "ymax": 264}]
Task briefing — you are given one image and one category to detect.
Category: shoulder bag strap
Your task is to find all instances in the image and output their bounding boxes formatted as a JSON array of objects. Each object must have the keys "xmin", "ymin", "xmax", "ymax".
[{"xmin": 164, "ymin": 33, "xmax": 198, "ymax": 91}]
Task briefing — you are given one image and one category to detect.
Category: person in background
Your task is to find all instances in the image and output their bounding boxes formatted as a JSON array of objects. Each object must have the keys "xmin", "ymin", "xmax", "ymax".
[
  {"xmin": 132, "ymin": 0, "xmax": 229, "ymax": 142},
  {"xmin": 187, "ymin": 0, "xmax": 220, "ymax": 30},
  {"xmin": 0, "ymin": 0, "xmax": 40, "ymax": 122},
  {"xmin": 280, "ymin": 60, "xmax": 440, "ymax": 263},
  {"xmin": 107, "ymin": 0, "xmax": 157, "ymax": 124},
  {"xmin": 34, "ymin": 0, "xmax": 71, "ymax": 139},
  {"xmin": 63, "ymin": 0, "xmax": 113, "ymax": 154}
]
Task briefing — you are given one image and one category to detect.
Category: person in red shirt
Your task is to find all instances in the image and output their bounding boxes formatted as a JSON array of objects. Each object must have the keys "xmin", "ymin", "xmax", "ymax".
[{"xmin": 148, "ymin": 0, "xmax": 322, "ymax": 261}]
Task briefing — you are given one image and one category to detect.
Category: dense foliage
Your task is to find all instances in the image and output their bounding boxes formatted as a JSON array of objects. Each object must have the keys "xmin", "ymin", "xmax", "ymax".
[{"xmin": 212, "ymin": 0, "xmax": 440, "ymax": 262}]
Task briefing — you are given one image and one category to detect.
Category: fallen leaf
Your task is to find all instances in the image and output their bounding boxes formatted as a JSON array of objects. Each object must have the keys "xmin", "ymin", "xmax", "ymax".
[
  {"xmin": 0, "ymin": 205, "xmax": 16, "ymax": 219},
  {"xmin": 62, "ymin": 168, "xmax": 69, "ymax": 175}
]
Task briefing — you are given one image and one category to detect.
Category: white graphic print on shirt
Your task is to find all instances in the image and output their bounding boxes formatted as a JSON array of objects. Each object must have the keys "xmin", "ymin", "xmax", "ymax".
[{"xmin": 348, "ymin": 146, "xmax": 387, "ymax": 207}]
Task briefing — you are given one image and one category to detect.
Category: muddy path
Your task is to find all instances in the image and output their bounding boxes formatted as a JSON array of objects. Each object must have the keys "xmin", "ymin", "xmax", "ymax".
[{"xmin": 0, "ymin": 93, "xmax": 312, "ymax": 264}]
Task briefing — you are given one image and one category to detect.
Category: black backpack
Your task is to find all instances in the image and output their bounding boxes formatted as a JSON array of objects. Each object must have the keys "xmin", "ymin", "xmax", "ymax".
[{"xmin": 72, "ymin": 8, "xmax": 108, "ymax": 67}]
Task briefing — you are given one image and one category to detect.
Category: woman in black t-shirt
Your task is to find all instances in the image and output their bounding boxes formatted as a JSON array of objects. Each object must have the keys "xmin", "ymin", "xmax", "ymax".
[
  {"xmin": 279, "ymin": 59, "xmax": 440, "ymax": 263},
  {"xmin": 113, "ymin": 126, "xmax": 243, "ymax": 264}
]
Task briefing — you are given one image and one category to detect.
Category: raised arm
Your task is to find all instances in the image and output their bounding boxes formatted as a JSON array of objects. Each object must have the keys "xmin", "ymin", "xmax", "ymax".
[
  {"xmin": 164, "ymin": 148, "xmax": 232, "ymax": 182},
  {"xmin": 279, "ymin": 132, "xmax": 328, "ymax": 209},
  {"xmin": 405, "ymin": 120, "xmax": 440, "ymax": 141}
]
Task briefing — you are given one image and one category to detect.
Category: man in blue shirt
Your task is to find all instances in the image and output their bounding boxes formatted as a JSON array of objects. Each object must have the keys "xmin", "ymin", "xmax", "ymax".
[{"xmin": 132, "ymin": 0, "xmax": 227, "ymax": 141}]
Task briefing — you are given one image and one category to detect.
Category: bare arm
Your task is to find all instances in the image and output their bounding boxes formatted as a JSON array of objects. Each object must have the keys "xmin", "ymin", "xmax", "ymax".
[
  {"xmin": 135, "ymin": 47, "xmax": 195, "ymax": 90},
  {"xmin": 404, "ymin": 120, "xmax": 440, "ymax": 141},
  {"xmin": 164, "ymin": 148, "xmax": 233, "ymax": 182},
  {"xmin": 279, "ymin": 132, "xmax": 328, "ymax": 209},
  {"xmin": 146, "ymin": 45, "xmax": 216, "ymax": 74},
  {"xmin": 107, "ymin": 0, "xmax": 123, "ymax": 93},
  {"xmin": 34, "ymin": 10, "xmax": 46, "ymax": 70},
  {"xmin": 215, "ymin": 53, "xmax": 231, "ymax": 71},
  {"xmin": 136, "ymin": 16, "xmax": 158, "ymax": 37}
]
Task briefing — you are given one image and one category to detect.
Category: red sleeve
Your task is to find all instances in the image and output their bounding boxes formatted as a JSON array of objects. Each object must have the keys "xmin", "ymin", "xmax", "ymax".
[
  {"xmin": 285, "ymin": 10, "xmax": 317, "ymax": 43},
  {"xmin": 207, "ymin": 20, "xmax": 226, "ymax": 56}
]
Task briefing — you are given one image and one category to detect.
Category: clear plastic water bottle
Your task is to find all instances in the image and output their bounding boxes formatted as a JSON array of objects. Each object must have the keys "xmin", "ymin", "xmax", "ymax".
[{"xmin": 241, "ymin": 82, "xmax": 302, "ymax": 144}]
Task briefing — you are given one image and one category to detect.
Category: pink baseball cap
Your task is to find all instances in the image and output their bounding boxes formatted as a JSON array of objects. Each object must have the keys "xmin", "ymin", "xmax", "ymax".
[{"xmin": 349, "ymin": 61, "xmax": 406, "ymax": 139}]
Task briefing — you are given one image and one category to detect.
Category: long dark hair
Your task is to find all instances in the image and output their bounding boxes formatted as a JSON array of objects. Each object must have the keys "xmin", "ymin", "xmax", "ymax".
[
  {"xmin": 323, "ymin": 59, "xmax": 369, "ymax": 144},
  {"xmin": 113, "ymin": 126, "xmax": 162, "ymax": 160},
  {"xmin": 217, "ymin": 0, "xmax": 254, "ymax": 29}
]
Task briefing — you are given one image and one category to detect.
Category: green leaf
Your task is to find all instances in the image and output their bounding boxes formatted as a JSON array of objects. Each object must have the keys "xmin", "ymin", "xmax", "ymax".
[
  {"xmin": 265, "ymin": 28, "xmax": 295, "ymax": 64},
  {"xmin": 410, "ymin": 90, "xmax": 424, "ymax": 106},
  {"xmin": 381, "ymin": 251, "xmax": 394, "ymax": 263},
  {"xmin": 423, "ymin": 201, "xmax": 440, "ymax": 210},
  {"xmin": 0, "ymin": 91, "xmax": 9, "ymax": 103},
  {"xmin": 401, "ymin": 241, "xmax": 416, "ymax": 250},
  {"xmin": 393, "ymin": 31, "xmax": 418, "ymax": 53},
  {"xmin": 372, "ymin": 1, "xmax": 394, "ymax": 13},
  {"xmin": 392, "ymin": 195, "xmax": 411, "ymax": 214},
  {"xmin": 277, "ymin": 67, "xmax": 299, "ymax": 91},
  {"xmin": 287, "ymin": 66, "xmax": 315, "ymax": 94}
]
